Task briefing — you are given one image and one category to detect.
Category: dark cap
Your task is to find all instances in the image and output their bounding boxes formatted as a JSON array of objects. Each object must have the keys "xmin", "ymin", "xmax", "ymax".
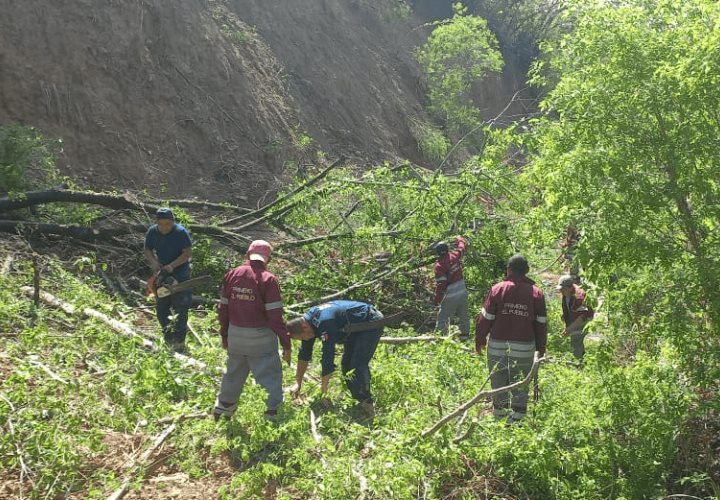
[
  {"xmin": 155, "ymin": 207, "xmax": 175, "ymax": 220},
  {"xmin": 556, "ymin": 274, "xmax": 575, "ymax": 290},
  {"xmin": 435, "ymin": 242, "xmax": 449, "ymax": 255},
  {"xmin": 507, "ymin": 254, "xmax": 529, "ymax": 275}
]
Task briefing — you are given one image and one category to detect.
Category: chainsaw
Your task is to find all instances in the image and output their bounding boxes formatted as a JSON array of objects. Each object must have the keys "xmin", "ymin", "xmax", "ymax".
[{"xmin": 147, "ymin": 271, "xmax": 213, "ymax": 299}]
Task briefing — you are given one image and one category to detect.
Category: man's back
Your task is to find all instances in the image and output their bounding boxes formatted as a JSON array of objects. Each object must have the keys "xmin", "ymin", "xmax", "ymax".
[
  {"xmin": 220, "ymin": 260, "xmax": 280, "ymax": 329},
  {"xmin": 476, "ymin": 275, "xmax": 548, "ymax": 353}
]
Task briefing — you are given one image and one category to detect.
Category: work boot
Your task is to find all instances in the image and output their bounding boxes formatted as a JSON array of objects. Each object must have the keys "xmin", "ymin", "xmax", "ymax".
[
  {"xmin": 349, "ymin": 400, "xmax": 375, "ymax": 423},
  {"xmin": 264, "ymin": 409, "xmax": 279, "ymax": 421},
  {"xmin": 213, "ymin": 410, "xmax": 230, "ymax": 422},
  {"xmin": 492, "ymin": 408, "xmax": 510, "ymax": 420},
  {"xmin": 358, "ymin": 401, "xmax": 375, "ymax": 419},
  {"xmin": 173, "ymin": 342, "xmax": 188, "ymax": 354},
  {"xmin": 213, "ymin": 400, "xmax": 235, "ymax": 422},
  {"xmin": 507, "ymin": 411, "xmax": 525, "ymax": 425}
]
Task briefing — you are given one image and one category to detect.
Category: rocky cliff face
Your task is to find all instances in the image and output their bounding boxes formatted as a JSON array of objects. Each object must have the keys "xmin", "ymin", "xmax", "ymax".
[{"xmin": 0, "ymin": 0, "xmax": 527, "ymax": 201}]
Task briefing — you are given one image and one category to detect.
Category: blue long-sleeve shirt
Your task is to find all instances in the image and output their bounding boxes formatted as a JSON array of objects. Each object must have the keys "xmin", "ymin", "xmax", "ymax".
[{"xmin": 297, "ymin": 300, "xmax": 380, "ymax": 376}]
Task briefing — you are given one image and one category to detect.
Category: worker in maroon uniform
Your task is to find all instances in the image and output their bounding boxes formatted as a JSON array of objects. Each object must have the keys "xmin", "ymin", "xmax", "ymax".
[
  {"xmin": 214, "ymin": 240, "xmax": 291, "ymax": 421},
  {"xmin": 557, "ymin": 275, "xmax": 594, "ymax": 361},
  {"xmin": 475, "ymin": 254, "xmax": 547, "ymax": 423},
  {"xmin": 433, "ymin": 235, "xmax": 470, "ymax": 340}
]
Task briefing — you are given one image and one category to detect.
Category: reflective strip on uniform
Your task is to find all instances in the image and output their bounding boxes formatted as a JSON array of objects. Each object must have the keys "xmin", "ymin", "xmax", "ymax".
[
  {"xmin": 265, "ymin": 301, "xmax": 283, "ymax": 311},
  {"xmin": 535, "ymin": 315, "xmax": 547, "ymax": 323},
  {"xmin": 488, "ymin": 339, "xmax": 535, "ymax": 358},
  {"xmin": 488, "ymin": 347, "xmax": 508, "ymax": 357},
  {"xmin": 436, "ymin": 276, "xmax": 448, "ymax": 282},
  {"xmin": 219, "ymin": 297, "xmax": 229, "ymax": 305},
  {"xmin": 481, "ymin": 307, "xmax": 496, "ymax": 320}
]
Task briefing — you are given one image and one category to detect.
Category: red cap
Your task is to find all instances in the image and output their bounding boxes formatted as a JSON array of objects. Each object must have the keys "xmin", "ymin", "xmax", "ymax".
[{"xmin": 247, "ymin": 239, "xmax": 272, "ymax": 263}]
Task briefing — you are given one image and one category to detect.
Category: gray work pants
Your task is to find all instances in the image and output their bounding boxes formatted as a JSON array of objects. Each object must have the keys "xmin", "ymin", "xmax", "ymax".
[
  {"xmin": 215, "ymin": 325, "xmax": 283, "ymax": 415},
  {"xmin": 570, "ymin": 331, "xmax": 587, "ymax": 360},
  {"xmin": 487, "ymin": 338, "xmax": 535, "ymax": 414},
  {"xmin": 436, "ymin": 280, "xmax": 470, "ymax": 336}
]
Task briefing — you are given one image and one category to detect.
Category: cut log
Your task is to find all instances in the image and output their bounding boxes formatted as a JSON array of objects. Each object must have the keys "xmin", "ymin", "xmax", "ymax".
[
  {"xmin": 0, "ymin": 189, "xmax": 157, "ymax": 213},
  {"xmin": 21, "ymin": 287, "xmax": 208, "ymax": 371}
]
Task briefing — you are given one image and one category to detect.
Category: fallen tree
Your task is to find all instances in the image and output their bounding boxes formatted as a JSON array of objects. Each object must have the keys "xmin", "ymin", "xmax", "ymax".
[
  {"xmin": 0, "ymin": 189, "xmax": 253, "ymax": 215},
  {"xmin": 0, "ymin": 220, "xmax": 250, "ymax": 247},
  {"xmin": 0, "ymin": 189, "xmax": 158, "ymax": 213},
  {"xmin": 21, "ymin": 287, "xmax": 209, "ymax": 371}
]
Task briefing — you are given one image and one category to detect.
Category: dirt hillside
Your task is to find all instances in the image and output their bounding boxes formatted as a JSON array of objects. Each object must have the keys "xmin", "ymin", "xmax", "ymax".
[{"xmin": 0, "ymin": 0, "xmax": 524, "ymax": 201}]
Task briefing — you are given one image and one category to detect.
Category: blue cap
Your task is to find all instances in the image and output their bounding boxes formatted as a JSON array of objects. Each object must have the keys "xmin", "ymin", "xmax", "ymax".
[{"xmin": 156, "ymin": 207, "xmax": 175, "ymax": 220}]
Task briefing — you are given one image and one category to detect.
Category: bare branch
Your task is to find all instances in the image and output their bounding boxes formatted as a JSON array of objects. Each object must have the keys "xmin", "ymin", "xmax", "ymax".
[
  {"xmin": 21, "ymin": 287, "xmax": 208, "ymax": 371},
  {"xmin": 107, "ymin": 422, "xmax": 177, "ymax": 500},
  {"xmin": 219, "ymin": 157, "xmax": 344, "ymax": 227},
  {"xmin": 421, "ymin": 353, "xmax": 546, "ymax": 438}
]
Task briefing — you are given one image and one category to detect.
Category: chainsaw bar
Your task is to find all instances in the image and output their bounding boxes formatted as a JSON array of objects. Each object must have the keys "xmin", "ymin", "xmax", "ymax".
[{"xmin": 156, "ymin": 275, "xmax": 213, "ymax": 298}]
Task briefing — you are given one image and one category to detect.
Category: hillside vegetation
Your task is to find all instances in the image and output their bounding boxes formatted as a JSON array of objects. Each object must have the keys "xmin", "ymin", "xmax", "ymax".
[{"xmin": 1, "ymin": 0, "xmax": 720, "ymax": 498}]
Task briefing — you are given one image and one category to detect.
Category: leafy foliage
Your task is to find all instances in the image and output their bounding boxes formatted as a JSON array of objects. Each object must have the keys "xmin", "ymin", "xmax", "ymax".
[
  {"xmin": 470, "ymin": 0, "xmax": 567, "ymax": 68},
  {"xmin": 524, "ymin": 0, "xmax": 720, "ymax": 388},
  {"xmin": 417, "ymin": 3, "xmax": 503, "ymax": 137},
  {"xmin": 0, "ymin": 256, "xmax": 692, "ymax": 498},
  {"xmin": 0, "ymin": 125, "xmax": 61, "ymax": 193},
  {"xmin": 410, "ymin": 119, "xmax": 451, "ymax": 165},
  {"xmin": 3, "ymin": 1, "xmax": 720, "ymax": 495}
]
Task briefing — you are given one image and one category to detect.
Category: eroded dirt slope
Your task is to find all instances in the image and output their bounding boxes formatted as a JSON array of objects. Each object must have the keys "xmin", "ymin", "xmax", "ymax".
[{"xmin": 0, "ymin": 0, "xmax": 524, "ymax": 201}]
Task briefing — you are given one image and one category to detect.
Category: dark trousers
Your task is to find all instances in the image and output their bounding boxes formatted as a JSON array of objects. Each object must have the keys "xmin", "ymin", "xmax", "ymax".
[
  {"xmin": 341, "ymin": 328, "xmax": 383, "ymax": 403},
  {"xmin": 156, "ymin": 290, "xmax": 191, "ymax": 344}
]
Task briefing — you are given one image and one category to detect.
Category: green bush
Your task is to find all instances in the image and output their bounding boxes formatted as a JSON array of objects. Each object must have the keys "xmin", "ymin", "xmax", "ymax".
[
  {"xmin": 0, "ymin": 124, "xmax": 61, "ymax": 193},
  {"xmin": 417, "ymin": 3, "xmax": 503, "ymax": 137},
  {"xmin": 411, "ymin": 119, "xmax": 450, "ymax": 165}
]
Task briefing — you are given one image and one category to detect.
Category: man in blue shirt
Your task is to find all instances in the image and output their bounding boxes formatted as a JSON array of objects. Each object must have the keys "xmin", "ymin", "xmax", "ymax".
[
  {"xmin": 144, "ymin": 208, "xmax": 193, "ymax": 351},
  {"xmin": 287, "ymin": 300, "xmax": 384, "ymax": 414}
]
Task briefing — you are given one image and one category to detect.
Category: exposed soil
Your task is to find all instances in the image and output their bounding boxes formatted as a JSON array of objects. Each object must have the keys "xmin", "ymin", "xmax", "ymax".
[{"xmin": 0, "ymin": 0, "xmax": 527, "ymax": 203}]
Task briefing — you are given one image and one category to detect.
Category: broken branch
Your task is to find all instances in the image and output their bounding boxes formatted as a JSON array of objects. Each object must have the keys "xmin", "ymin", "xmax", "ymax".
[
  {"xmin": 28, "ymin": 359, "xmax": 68, "ymax": 385},
  {"xmin": 219, "ymin": 157, "xmax": 344, "ymax": 227},
  {"xmin": 309, "ymin": 409, "xmax": 322, "ymax": 444},
  {"xmin": 21, "ymin": 287, "xmax": 208, "ymax": 371},
  {"xmin": 421, "ymin": 353, "xmax": 546, "ymax": 438},
  {"xmin": 378, "ymin": 335, "xmax": 451, "ymax": 344},
  {"xmin": 107, "ymin": 422, "xmax": 177, "ymax": 500}
]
